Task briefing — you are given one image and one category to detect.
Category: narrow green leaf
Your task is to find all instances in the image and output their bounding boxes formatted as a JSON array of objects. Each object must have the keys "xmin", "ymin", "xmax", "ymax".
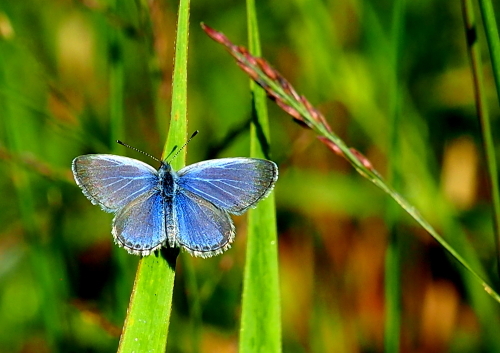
[
  {"xmin": 117, "ymin": 249, "xmax": 179, "ymax": 352},
  {"xmin": 471, "ymin": 0, "xmax": 500, "ymax": 277},
  {"xmin": 384, "ymin": 0, "xmax": 405, "ymax": 351},
  {"xmin": 478, "ymin": 0, "xmax": 500, "ymax": 105},
  {"xmin": 457, "ymin": 2, "xmax": 500, "ymax": 348},
  {"xmin": 163, "ymin": 0, "xmax": 190, "ymax": 165},
  {"xmin": 118, "ymin": 0, "xmax": 190, "ymax": 351},
  {"xmin": 239, "ymin": 2, "xmax": 282, "ymax": 352}
]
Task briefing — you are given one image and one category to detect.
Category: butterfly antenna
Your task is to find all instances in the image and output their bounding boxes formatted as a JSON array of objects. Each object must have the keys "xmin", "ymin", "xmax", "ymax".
[
  {"xmin": 168, "ymin": 130, "xmax": 199, "ymax": 163},
  {"xmin": 116, "ymin": 140, "xmax": 161, "ymax": 163},
  {"xmin": 165, "ymin": 145, "xmax": 178, "ymax": 160}
]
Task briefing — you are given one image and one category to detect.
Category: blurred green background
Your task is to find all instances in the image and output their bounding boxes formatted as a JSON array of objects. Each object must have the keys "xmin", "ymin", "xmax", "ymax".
[{"xmin": 1, "ymin": 0, "xmax": 500, "ymax": 352}]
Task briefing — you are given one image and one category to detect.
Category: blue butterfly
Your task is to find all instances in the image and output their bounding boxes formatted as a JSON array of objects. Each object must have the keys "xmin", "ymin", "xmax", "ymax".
[{"xmin": 72, "ymin": 153, "xmax": 278, "ymax": 257}]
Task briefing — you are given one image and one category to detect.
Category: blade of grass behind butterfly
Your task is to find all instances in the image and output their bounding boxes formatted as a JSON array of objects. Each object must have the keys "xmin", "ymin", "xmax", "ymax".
[
  {"xmin": 117, "ymin": 0, "xmax": 190, "ymax": 351},
  {"xmin": 478, "ymin": 0, "xmax": 500, "ymax": 105},
  {"xmin": 476, "ymin": 0, "xmax": 500, "ymax": 277},
  {"xmin": 458, "ymin": 1, "xmax": 500, "ymax": 349},
  {"xmin": 384, "ymin": 0, "xmax": 405, "ymax": 351},
  {"xmin": 239, "ymin": 2, "xmax": 282, "ymax": 353}
]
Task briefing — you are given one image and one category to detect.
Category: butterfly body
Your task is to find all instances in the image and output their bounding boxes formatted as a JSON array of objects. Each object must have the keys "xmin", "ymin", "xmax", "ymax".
[
  {"xmin": 158, "ymin": 163, "xmax": 176, "ymax": 198},
  {"xmin": 72, "ymin": 154, "xmax": 278, "ymax": 258}
]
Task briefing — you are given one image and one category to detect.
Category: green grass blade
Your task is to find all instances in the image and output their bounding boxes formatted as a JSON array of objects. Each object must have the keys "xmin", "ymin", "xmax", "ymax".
[
  {"xmin": 384, "ymin": 0, "xmax": 405, "ymax": 351},
  {"xmin": 181, "ymin": 255, "xmax": 202, "ymax": 353},
  {"xmin": 384, "ymin": 230, "xmax": 401, "ymax": 353},
  {"xmin": 457, "ymin": 2, "xmax": 500, "ymax": 346},
  {"xmin": 117, "ymin": 250, "xmax": 179, "ymax": 352},
  {"xmin": 162, "ymin": 2, "xmax": 189, "ymax": 165},
  {"xmin": 471, "ymin": 0, "xmax": 500, "ymax": 277},
  {"xmin": 239, "ymin": 2, "xmax": 282, "ymax": 352},
  {"xmin": 118, "ymin": 0, "xmax": 191, "ymax": 350},
  {"xmin": 478, "ymin": 0, "xmax": 500, "ymax": 104}
]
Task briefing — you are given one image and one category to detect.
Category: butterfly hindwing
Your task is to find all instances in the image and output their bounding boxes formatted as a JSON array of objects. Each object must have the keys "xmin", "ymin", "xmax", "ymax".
[
  {"xmin": 112, "ymin": 189, "xmax": 167, "ymax": 256},
  {"xmin": 173, "ymin": 189, "xmax": 235, "ymax": 258},
  {"xmin": 176, "ymin": 158, "xmax": 278, "ymax": 215},
  {"xmin": 72, "ymin": 154, "xmax": 158, "ymax": 212}
]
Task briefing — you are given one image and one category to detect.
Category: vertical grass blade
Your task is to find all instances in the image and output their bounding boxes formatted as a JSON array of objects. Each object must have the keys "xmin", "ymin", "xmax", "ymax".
[
  {"xmin": 459, "ymin": 2, "xmax": 500, "ymax": 347},
  {"xmin": 162, "ymin": 0, "xmax": 189, "ymax": 164},
  {"xmin": 469, "ymin": 0, "xmax": 500, "ymax": 276},
  {"xmin": 117, "ymin": 0, "xmax": 191, "ymax": 351},
  {"xmin": 478, "ymin": 0, "xmax": 500, "ymax": 104},
  {"xmin": 239, "ymin": 2, "xmax": 282, "ymax": 352},
  {"xmin": 117, "ymin": 250, "xmax": 179, "ymax": 352},
  {"xmin": 384, "ymin": 0, "xmax": 405, "ymax": 351},
  {"xmin": 181, "ymin": 255, "xmax": 202, "ymax": 353}
]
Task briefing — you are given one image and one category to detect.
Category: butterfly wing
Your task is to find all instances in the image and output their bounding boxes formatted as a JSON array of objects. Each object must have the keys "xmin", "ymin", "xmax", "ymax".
[
  {"xmin": 112, "ymin": 189, "xmax": 168, "ymax": 256},
  {"xmin": 176, "ymin": 158, "xmax": 278, "ymax": 215},
  {"xmin": 72, "ymin": 154, "xmax": 158, "ymax": 213},
  {"xmin": 173, "ymin": 189, "xmax": 235, "ymax": 258}
]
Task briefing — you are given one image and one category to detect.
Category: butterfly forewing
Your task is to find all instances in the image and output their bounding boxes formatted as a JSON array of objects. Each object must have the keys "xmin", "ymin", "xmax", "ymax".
[
  {"xmin": 176, "ymin": 158, "xmax": 278, "ymax": 215},
  {"xmin": 72, "ymin": 155, "xmax": 158, "ymax": 212},
  {"xmin": 173, "ymin": 189, "xmax": 235, "ymax": 257},
  {"xmin": 112, "ymin": 189, "xmax": 167, "ymax": 256}
]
